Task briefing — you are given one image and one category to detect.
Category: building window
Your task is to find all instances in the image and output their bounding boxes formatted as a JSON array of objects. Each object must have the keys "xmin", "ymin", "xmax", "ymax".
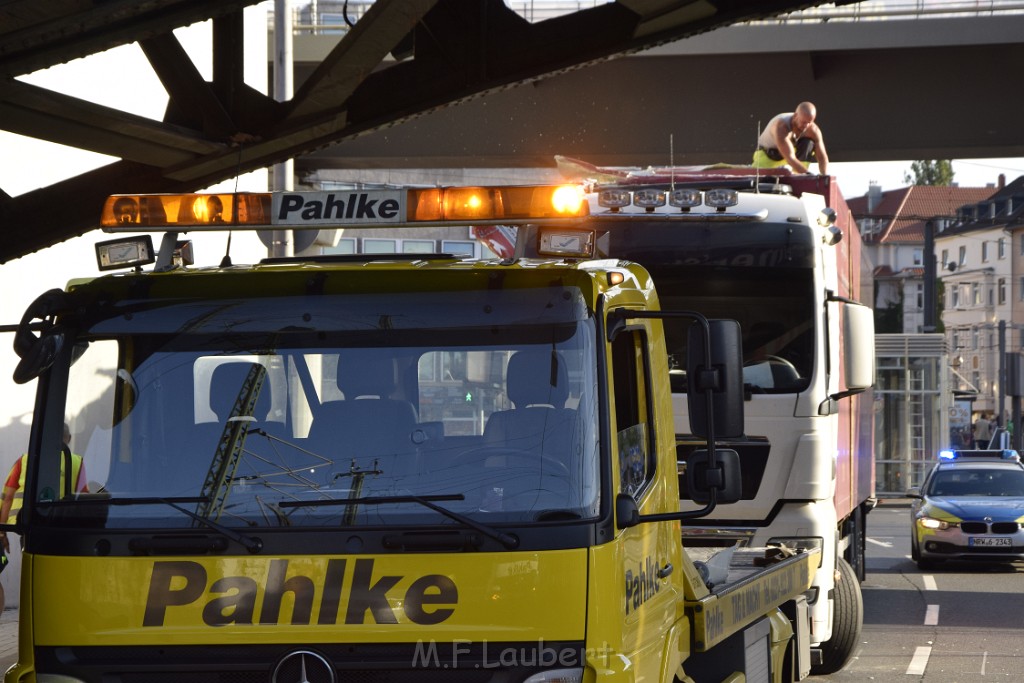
[
  {"xmin": 972, "ymin": 283, "xmax": 980, "ymax": 305},
  {"xmin": 982, "ymin": 241, "xmax": 989, "ymax": 262},
  {"xmin": 1020, "ymin": 277, "xmax": 1024, "ymax": 301},
  {"xmin": 916, "ymin": 283, "xmax": 923, "ymax": 310},
  {"xmin": 402, "ymin": 239, "xmax": 436, "ymax": 254},
  {"xmin": 959, "ymin": 245, "xmax": 967, "ymax": 266},
  {"xmin": 952, "ymin": 286, "xmax": 960, "ymax": 308},
  {"xmin": 442, "ymin": 240, "xmax": 476, "ymax": 257},
  {"xmin": 952, "ymin": 329, "xmax": 960, "ymax": 350},
  {"xmin": 363, "ymin": 238, "xmax": 397, "ymax": 253},
  {"xmin": 940, "ymin": 249, "xmax": 949, "ymax": 269},
  {"xmin": 913, "ymin": 248, "xmax": 923, "ymax": 266},
  {"xmin": 999, "ymin": 238, "xmax": 1006, "ymax": 259},
  {"xmin": 972, "ymin": 327, "xmax": 979, "ymax": 350},
  {"xmin": 324, "ymin": 238, "xmax": 356, "ymax": 255},
  {"xmin": 1000, "ymin": 278, "xmax": 1007, "ymax": 305}
]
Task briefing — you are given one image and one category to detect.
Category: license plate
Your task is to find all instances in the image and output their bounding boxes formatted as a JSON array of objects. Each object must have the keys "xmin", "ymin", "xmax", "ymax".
[{"xmin": 969, "ymin": 537, "xmax": 1013, "ymax": 547}]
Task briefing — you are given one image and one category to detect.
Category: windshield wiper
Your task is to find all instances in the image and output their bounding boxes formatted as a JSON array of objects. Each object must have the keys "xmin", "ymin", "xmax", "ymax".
[
  {"xmin": 280, "ymin": 494, "xmax": 519, "ymax": 549},
  {"xmin": 61, "ymin": 495, "xmax": 264, "ymax": 553}
]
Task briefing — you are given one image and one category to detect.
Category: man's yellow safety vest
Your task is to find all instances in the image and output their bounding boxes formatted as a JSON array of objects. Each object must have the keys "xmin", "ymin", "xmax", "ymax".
[{"xmin": 6, "ymin": 450, "xmax": 84, "ymax": 523}]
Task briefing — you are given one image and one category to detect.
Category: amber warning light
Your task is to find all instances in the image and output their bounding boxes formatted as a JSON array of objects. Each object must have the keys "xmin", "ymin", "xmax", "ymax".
[{"xmin": 100, "ymin": 186, "xmax": 588, "ymax": 231}]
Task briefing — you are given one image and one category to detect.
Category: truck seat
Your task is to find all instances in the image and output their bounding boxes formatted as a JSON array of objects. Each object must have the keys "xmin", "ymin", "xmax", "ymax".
[
  {"xmin": 306, "ymin": 353, "xmax": 419, "ymax": 477},
  {"xmin": 208, "ymin": 361, "xmax": 274, "ymax": 426},
  {"xmin": 484, "ymin": 350, "xmax": 577, "ymax": 458}
]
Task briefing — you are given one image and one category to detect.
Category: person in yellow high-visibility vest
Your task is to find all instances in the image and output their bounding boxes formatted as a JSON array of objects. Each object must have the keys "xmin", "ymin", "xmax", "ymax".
[
  {"xmin": 0, "ymin": 423, "xmax": 88, "ymax": 529},
  {"xmin": 0, "ymin": 423, "xmax": 87, "ymax": 611},
  {"xmin": 0, "ymin": 421, "xmax": 87, "ymax": 577}
]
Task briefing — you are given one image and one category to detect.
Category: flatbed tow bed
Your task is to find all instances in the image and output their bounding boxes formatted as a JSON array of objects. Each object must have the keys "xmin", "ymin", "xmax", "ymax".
[{"xmin": 685, "ymin": 547, "xmax": 818, "ymax": 652}]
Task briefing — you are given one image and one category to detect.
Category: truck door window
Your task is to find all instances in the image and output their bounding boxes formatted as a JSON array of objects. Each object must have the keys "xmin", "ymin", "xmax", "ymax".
[
  {"xmin": 64, "ymin": 339, "xmax": 120, "ymax": 492},
  {"xmin": 611, "ymin": 328, "xmax": 654, "ymax": 498}
]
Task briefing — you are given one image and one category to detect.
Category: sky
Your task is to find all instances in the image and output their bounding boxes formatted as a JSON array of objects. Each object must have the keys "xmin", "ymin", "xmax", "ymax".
[
  {"xmin": 0, "ymin": 10, "xmax": 272, "ymax": 605},
  {"xmin": 830, "ymin": 158, "xmax": 1024, "ymax": 199}
]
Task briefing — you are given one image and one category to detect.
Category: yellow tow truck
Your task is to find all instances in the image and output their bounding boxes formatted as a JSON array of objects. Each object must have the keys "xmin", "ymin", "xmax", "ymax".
[{"xmin": 4, "ymin": 185, "xmax": 818, "ymax": 682}]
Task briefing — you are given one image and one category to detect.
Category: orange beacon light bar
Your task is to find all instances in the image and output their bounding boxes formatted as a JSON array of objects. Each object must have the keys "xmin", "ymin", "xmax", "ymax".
[{"xmin": 100, "ymin": 185, "xmax": 587, "ymax": 231}]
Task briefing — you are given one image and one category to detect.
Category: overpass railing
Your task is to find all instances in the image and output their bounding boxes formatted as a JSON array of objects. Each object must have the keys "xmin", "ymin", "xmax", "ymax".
[
  {"xmin": 280, "ymin": 0, "xmax": 1024, "ymax": 35},
  {"xmin": 754, "ymin": 0, "xmax": 1024, "ymax": 23}
]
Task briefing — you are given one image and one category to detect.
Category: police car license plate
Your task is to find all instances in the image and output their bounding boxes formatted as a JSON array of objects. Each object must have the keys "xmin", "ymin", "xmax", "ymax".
[{"xmin": 969, "ymin": 537, "xmax": 1012, "ymax": 547}]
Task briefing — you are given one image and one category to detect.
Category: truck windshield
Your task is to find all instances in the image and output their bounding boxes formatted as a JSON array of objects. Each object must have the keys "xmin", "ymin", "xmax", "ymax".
[
  {"xmin": 599, "ymin": 220, "xmax": 816, "ymax": 394},
  {"xmin": 44, "ymin": 287, "xmax": 600, "ymax": 529}
]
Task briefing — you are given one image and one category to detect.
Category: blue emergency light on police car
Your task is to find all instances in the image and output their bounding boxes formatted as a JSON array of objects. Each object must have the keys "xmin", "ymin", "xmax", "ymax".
[{"xmin": 938, "ymin": 448, "xmax": 1020, "ymax": 461}]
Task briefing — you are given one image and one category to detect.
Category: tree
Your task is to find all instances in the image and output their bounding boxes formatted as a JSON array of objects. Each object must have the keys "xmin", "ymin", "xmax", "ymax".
[{"xmin": 903, "ymin": 160, "xmax": 955, "ymax": 186}]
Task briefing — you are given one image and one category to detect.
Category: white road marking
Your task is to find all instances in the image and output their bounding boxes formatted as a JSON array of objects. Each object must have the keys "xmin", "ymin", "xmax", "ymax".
[
  {"xmin": 923, "ymin": 575, "xmax": 937, "ymax": 591},
  {"xmin": 980, "ymin": 651, "xmax": 988, "ymax": 676},
  {"xmin": 924, "ymin": 604, "xmax": 940, "ymax": 626},
  {"xmin": 866, "ymin": 537, "xmax": 893, "ymax": 548},
  {"xmin": 906, "ymin": 646, "xmax": 931, "ymax": 675}
]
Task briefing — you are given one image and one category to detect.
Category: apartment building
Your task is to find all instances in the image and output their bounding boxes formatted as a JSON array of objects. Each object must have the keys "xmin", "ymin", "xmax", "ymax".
[{"xmin": 935, "ymin": 176, "xmax": 1024, "ymax": 420}]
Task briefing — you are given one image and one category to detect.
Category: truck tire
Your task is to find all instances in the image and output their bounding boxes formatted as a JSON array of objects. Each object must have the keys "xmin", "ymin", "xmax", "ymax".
[{"xmin": 811, "ymin": 558, "xmax": 863, "ymax": 675}]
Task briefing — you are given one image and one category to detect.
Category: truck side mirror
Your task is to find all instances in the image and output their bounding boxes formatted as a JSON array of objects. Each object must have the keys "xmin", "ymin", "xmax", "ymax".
[
  {"xmin": 687, "ymin": 319, "xmax": 744, "ymax": 439},
  {"xmin": 615, "ymin": 493, "xmax": 640, "ymax": 529},
  {"xmin": 686, "ymin": 448, "xmax": 742, "ymax": 504},
  {"xmin": 842, "ymin": 302, "xmax": 875, "ymax": 391},
  {"xmin": 12, "ymin": 288, "xmax": 71, "ymax": 384}
]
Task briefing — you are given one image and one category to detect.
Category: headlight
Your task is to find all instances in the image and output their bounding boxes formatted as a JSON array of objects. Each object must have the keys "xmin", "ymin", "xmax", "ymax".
[{"xmin": 917, "ymin": 516, "xmax": 951, "ymax": 530}]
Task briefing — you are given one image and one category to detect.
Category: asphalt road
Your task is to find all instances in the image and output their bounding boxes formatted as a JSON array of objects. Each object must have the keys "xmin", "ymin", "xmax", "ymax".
[{"xmin": 818, "ymin": 505, "xmax": 1024, "ymax": 682}]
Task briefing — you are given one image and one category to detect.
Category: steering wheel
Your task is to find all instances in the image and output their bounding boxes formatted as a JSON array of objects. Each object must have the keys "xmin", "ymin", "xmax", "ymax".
[
  {"xmin": 765, "ymin": 354, "xmax": 798, "ymax": 372},
  {"xmin": 453, "ymin": 446, "xmax": 570, "ymax": 477},
  {"xmin": 490, "ymin": 487, "xmax": 578, "ymax": 517},
  {"xmin": 744, "ymin": 354, "xmax": 798, "ymax": 372}
]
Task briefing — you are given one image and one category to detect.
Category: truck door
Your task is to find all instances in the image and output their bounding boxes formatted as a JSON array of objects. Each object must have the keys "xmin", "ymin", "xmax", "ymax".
[{"xmin": 610, "ymin": 324, "xmax": 684, "ymax": 681}]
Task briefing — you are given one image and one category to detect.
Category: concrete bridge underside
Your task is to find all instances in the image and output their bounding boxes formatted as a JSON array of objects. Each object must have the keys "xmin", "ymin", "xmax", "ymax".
[
  {"xmin": 299, "ymin": 15, "xmax": 1024, "ymax": 172},
  {"xmin": 2, "ymin": 1, "xmax": 1022, "ymax": 261}
]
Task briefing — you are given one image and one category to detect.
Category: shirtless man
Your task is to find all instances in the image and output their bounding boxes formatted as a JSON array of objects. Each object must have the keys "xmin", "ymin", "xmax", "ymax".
[{"xmin": 753, "ymin": 101, "xmax": 829, "ymax": 175}]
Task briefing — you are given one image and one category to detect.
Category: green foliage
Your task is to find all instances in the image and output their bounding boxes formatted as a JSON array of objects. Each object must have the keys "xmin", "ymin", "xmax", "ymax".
[{"xmin": 903, "ymin": 160, "xmax": 955, "ymax": 186}]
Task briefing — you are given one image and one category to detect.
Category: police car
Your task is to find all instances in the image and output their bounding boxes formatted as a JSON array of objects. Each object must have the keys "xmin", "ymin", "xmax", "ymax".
[{"xmin": 909, "ymin": 449, "xmax": 1024, "ymax": 569}]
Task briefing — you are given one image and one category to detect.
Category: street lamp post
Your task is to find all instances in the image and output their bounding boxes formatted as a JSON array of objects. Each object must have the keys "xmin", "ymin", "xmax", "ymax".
[
  {"xmin": 923, "ymin": 220, "xmax": 936, "ymax": 333},
  {"xmin": 999, "ymin": 319, "xmax": 1006, "ymax": 431}
]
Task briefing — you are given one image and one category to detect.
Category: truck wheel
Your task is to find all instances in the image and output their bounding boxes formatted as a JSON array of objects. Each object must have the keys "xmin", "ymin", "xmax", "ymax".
[{"xmin": 811, "ymin": 558, "xmax": 863, "ymax": 675}]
